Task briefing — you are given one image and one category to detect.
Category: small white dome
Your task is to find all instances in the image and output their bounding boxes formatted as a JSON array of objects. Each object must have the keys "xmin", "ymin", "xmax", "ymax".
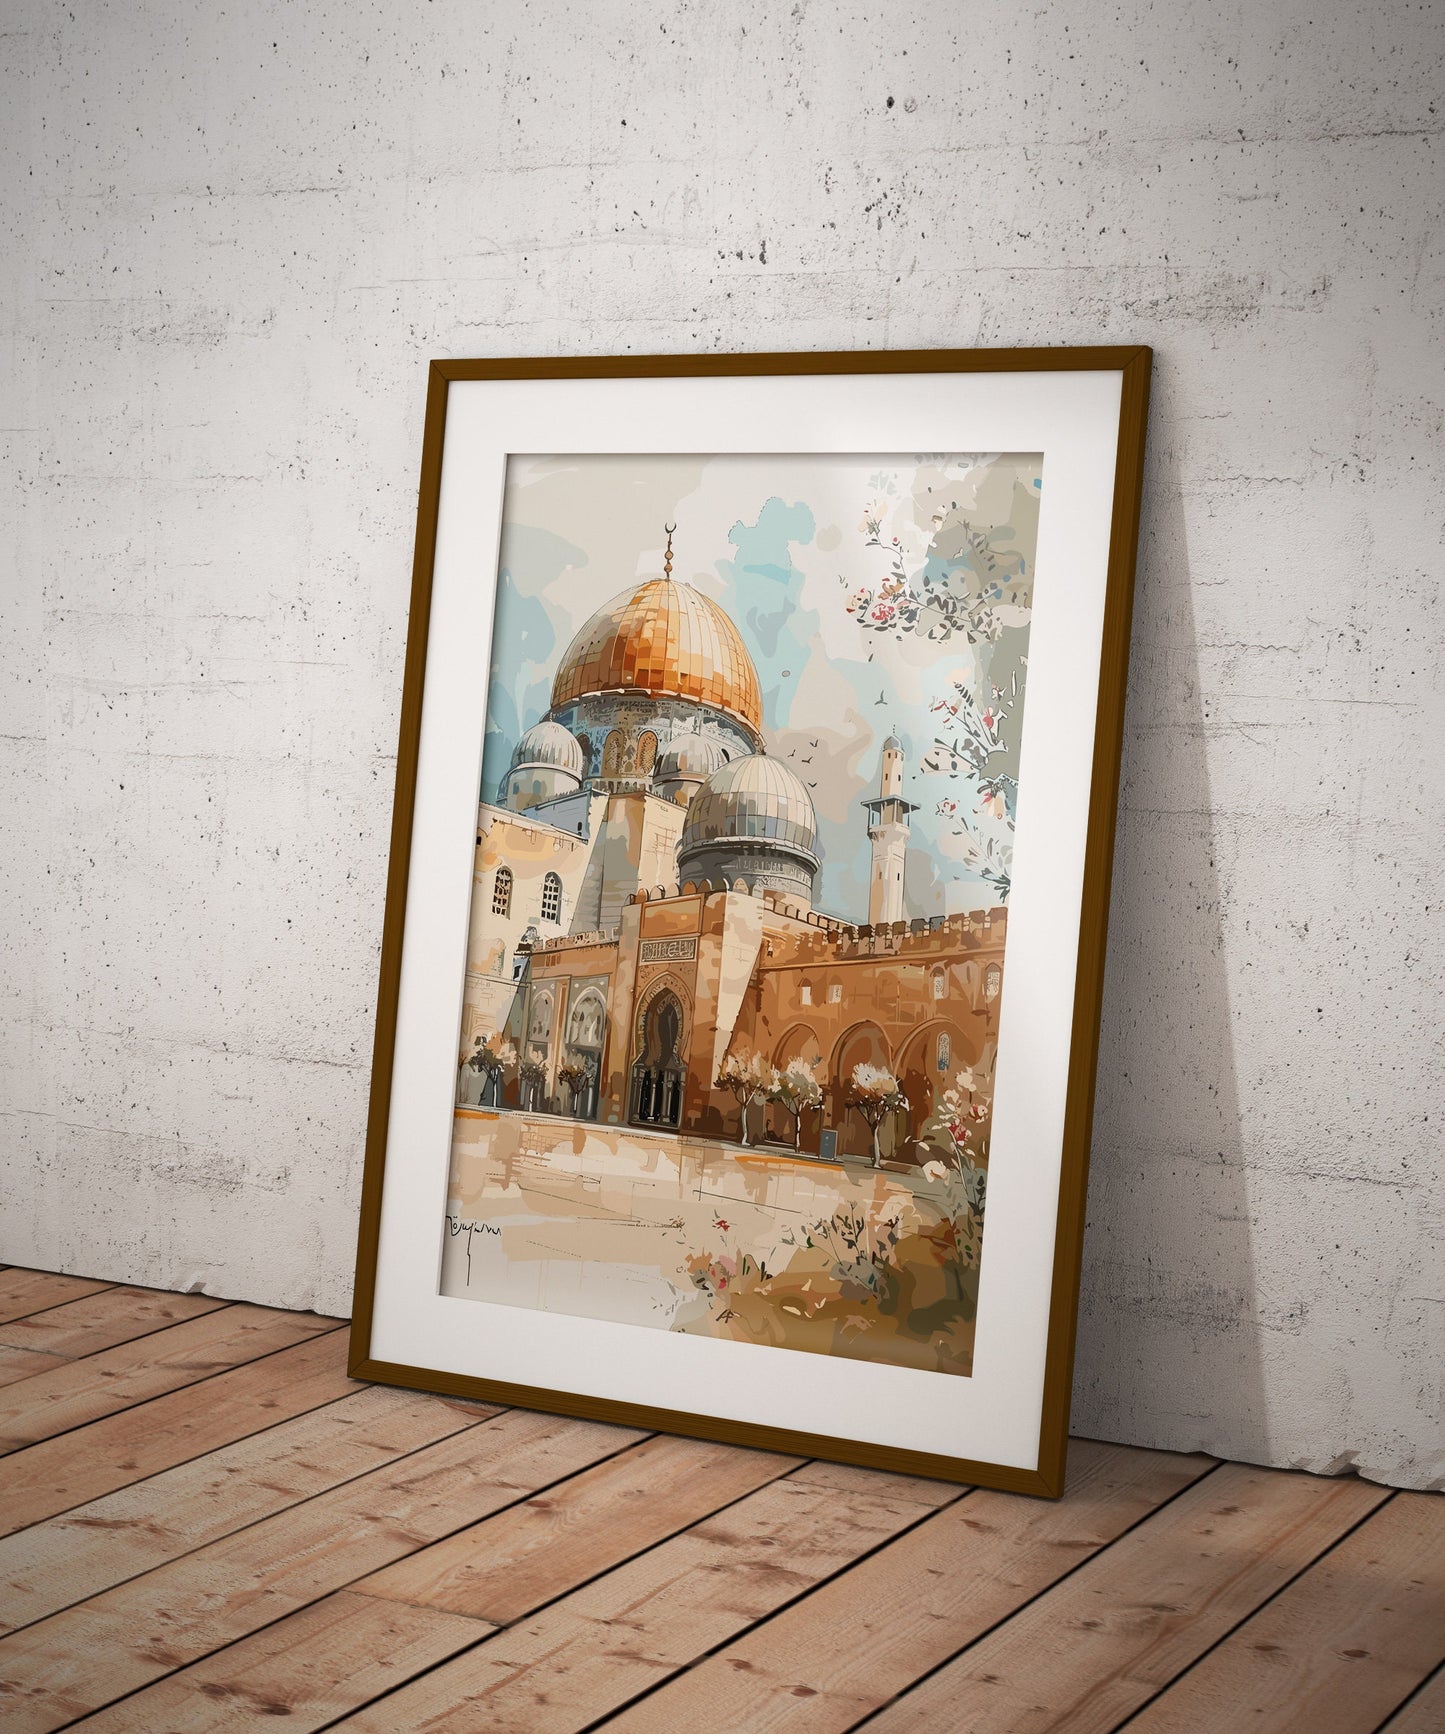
[{"xmin": 510, "ymin": 720, "xmax": 585, "ymax": 778}]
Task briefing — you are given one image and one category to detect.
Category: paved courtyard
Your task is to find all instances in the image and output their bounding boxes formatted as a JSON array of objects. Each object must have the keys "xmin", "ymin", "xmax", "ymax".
[{"xmin": 441, "ymin": 1109, "xmax": 978, "ymax": 1375}]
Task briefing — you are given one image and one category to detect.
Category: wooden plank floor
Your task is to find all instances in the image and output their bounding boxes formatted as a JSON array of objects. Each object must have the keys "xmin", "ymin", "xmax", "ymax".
[{"xmin": 0, "ymin": 1271, "xmax": 1437, "ymax": 1732}]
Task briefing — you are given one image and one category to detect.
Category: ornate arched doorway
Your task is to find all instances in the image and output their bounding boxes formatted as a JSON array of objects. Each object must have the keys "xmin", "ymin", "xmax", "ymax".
[
  {"xmin": 630, "ymin": 989, "xmax": 685, "ymax": 1129},
  {"xmin": 894, "ymin": 1018, "xmax": 976, "ymax": 1163},
  {"xmin": 830, "ymin": 1022, "xmax": 901, "ymax": 1162},
  {"xmin": 766, "ymin": 1025, "xmax": 824, "ymax": 1151},
  {"xmin": 562, "ymin": 988, "xmax": 607, "ymax": 1120}
]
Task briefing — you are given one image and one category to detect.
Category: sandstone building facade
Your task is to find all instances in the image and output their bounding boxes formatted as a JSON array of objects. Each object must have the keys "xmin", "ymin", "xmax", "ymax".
[{"xmin": 458, "ymin": 540, "xmax": 1007, "ymax": 1166}]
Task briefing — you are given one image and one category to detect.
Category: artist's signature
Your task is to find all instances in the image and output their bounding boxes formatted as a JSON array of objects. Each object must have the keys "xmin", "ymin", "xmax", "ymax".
[
  {"xmin": 447, "ymin": 1214, "xmax": 500, "ymax": 1282},
  {"xmin": 447, "ymin": 1215, "xmax": 501, "ymax": 1238}
]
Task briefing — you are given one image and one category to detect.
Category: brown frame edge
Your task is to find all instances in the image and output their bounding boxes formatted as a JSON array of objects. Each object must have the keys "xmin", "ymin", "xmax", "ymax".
[
  {"xmin": 349, "ymin": 344, "xmax": 1154, "ymax": 1503},
  {"xmin": 1032, "ymin": 345, "xmax": 1153, "ymax": 1496},
  {"xmin": 348, "ymin": 1351, "xmax": 1054, "ymax": 1496}
]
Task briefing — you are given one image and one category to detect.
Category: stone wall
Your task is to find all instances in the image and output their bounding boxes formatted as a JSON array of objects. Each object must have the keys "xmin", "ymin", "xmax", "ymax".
[{"xmin": 2, "ymin": 0, "xmax": 1439, "ymax": 1485}]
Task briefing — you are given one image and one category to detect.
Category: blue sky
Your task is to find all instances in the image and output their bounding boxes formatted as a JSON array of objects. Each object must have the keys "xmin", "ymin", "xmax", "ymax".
[{"xmin": 479, "ymin": 453, "xmax": 1039, "ymax": 919}]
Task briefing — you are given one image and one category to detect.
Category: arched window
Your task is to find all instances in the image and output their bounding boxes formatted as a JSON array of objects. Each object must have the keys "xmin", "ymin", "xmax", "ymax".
[
  {"xmin": 985, "ymin": 964, "xmax": 1001, "ymax": 1002},
  {"xmin": 541, "ymin": 871, "xmax": 562, "ymax": 923},
  {"xmin": 636, "ymin": 731, "xmax": 658, "ymax": 774},
  {"xmin": 936, "ymin": 1032, "xmax": 951, "ymax": 1072},
  {"xmin": 492, "ymin": 865, "xmax": 512, "ymax": 917},
  {"xmin": 529, "ymin": 989, "xmax": 553, "ymax": 1040},
  {"xmin": 602, "ymin": 729, "xmax": 625, "ymax": 776},
  {"xmin": 931, "ymin": 966, "xmax": 946, "ymax": 1000},
  {"xmin": 567, "ymin": 990, "xmax": 606, "ymax": 1049}
]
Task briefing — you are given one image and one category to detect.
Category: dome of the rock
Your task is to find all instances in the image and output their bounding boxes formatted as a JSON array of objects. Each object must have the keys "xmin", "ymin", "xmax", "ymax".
[{"xmin": 549, "ymin": 577, "xmax": 763, "ymax": 739}]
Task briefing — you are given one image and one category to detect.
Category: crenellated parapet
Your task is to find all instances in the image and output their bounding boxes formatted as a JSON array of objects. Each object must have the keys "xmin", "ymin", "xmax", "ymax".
[
  {"xmin": 618, "ymin": 879, "xmax": 1004, "ymax": 959},
  {"xmin": 536, "ymin": 928, "xmax": 619, "ymax": 954},
  {"xmin": 761, "ymin": 907, "xmax": 1007, "ymax": 967}
]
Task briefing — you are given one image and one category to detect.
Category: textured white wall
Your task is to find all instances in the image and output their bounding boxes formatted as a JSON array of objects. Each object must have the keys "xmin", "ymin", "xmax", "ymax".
[{"xmin": 3, "ymin": 0, "xmax": 1440, "ymax": 1488}]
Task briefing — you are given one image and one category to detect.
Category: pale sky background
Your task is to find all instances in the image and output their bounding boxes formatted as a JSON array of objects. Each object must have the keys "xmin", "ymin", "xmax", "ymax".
[{"xmin": 478, "ymin": 452, "xmax": 1041, "ymax": 920}]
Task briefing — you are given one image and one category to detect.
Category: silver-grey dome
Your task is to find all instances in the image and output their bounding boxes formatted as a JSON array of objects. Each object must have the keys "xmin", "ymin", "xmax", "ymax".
[
  {"xmin": 679, "ymin": 752, "xmax": 819, "ymax": 863},
  {"xmin": 510, "ymin": 720, "xmax": 585, "ymax": 777},
  {"xmin": 656, "ymin": 731, "xmax": 727, "ymax": 781}
]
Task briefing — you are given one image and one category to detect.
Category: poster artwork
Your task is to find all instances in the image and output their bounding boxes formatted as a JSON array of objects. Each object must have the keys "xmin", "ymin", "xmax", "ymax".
[{"xmin": 444, "ymin": 451, "xmax": 1040, "ymax": 1379}]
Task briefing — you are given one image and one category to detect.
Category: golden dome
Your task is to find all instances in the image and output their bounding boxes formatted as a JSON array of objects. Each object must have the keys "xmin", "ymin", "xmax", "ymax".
[{"xmin": 550, "ymin": 578, "xmax": 763, "ymax": 737}]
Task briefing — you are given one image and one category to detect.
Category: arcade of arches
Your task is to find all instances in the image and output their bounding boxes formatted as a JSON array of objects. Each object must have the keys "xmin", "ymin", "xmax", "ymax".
[{"xmin": 490, "ymin": 881, "xmax": 1006, "ymax": 1171}]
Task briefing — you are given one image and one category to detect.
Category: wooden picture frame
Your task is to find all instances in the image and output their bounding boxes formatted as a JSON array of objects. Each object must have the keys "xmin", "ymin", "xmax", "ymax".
[{"xmin": 350, "ymin": 347, "xmax": 1151, "ymax": 1497}]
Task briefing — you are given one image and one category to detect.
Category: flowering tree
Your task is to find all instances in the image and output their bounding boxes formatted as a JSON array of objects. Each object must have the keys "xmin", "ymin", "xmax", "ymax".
[
  {"xmin": 845, "ymin": 1062, "xmax": 909, "ymax": 1167},
  {"xmin": 926, "ymin": 670, "xmax": 1018, "ymax": 784},
  {"xmin": 462, "ymin": 1033, "xmax": 516, "ymax": 1107},
  {"xmin": 766, "ymin": 1056, "xmax": 824, "ymax": 1151},
  {"xmin": 924, "ymin": 669, "xmax": 1020, "ymax": 899},
  {"xmin": 517, "ymin": 1058, "xmax": 547, "ymax": 1112},
  {"xmin": 714, "ymin": 1048, "xmax": 772, "ymax": 1148},
  {"xmin": 936, "ymin": 1067, "xmax": 991, "ymax": 1179},
  {"xmin": 841, "ymin": 468, "xmax": 1036, "ymax": 906},
  {"xmin": 846, "ymin": 501, "xmax": 1028, "ymax": 646},
  {"xmin": 556, "ymin": 1056, "xmax": 593, "ymax": 1116},
  {"xmin": 950, "ymin": 824, "xmax": 1014, "ymax": 903}
]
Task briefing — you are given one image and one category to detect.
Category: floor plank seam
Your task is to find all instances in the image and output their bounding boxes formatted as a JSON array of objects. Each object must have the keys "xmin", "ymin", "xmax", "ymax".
[
  {"xmin": 1377, "ymin": 1658, "xmax": 1445, "ymax": 1731},
  {"xmin": 0, "ymin": 1345, "xmax": 76, "ymax": 1372},
  {"xmin": 1108, "ymin": 1486, "xmax": 1401, "ymax": 1732},
  {"xmin": 0, "ymin": 1303, "xmax": 284, "ymax": 1456},
  {"xmin": 0, "ymin": 1399, "xmax": 515, "ymax": 1640},
  {"xmin": 292, "ymin": 1450, "xmax": 946, "ymax": 1734},
  {"xmin": 0, "ymin": 1296, "xmax": 235, "ymax": 1368},
  {"xmin": 296, "ymin": 1438, "xmax": 837, "ymax": 1734},
  {"xmin": 314, "ymin": 1430, "xmax": 811, "ymax": 1631},
  {"xmin": 25, "ymin": 1415, "xmax": 652, "ymax": 1730},
  {"xmin": 4, "ymin": 1288, "xmax": 1434, "ymax": 1734},
  {"xmin": 564, "ymin": 1478, "xmax": 982, "ymax": 1734},
  {"xmin": 828, "ymin": 1457, "xmax": 1226, "ymax": 1734},
  {"xmin": 0, "ymin": 1325, "xmax": 356, "ymax": 1543},
  {"xmin": 0, "ymin": 1323, "xmax": 350, "ymax": 1485},
  {"xmin": 0, "ymin": 1278, "xmax": 118, "ymax": 1330}
]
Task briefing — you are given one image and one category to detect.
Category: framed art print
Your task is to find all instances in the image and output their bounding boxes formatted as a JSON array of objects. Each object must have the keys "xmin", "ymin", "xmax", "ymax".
[{"xmin": 350, "ymin": 347, "xmax": 1151, "ymax": 1497}]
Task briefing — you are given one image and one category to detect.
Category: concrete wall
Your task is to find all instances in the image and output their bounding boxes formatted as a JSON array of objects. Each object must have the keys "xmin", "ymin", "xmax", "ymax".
[{"xmin": 2, "ymin": 0, "xmax": 1439, "ymax": 1487}]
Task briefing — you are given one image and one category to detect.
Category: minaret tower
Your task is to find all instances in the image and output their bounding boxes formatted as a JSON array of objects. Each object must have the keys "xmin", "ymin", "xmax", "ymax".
[{"xmin": 862, "ymin": 733, "xmax": 917, "ymax": 926}]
